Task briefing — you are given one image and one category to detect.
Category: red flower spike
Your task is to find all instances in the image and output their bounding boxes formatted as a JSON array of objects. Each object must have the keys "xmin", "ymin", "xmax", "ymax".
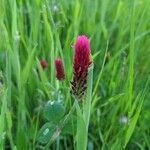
[
  {"xmin": 40, "ymin": 60, "xmax": 48, "ymax": 70},
  {"xmin": 55, "ymin": 58, "xmax": 65, "ymax": 81},
  {"xmin": 71, "ymin": 35, "xmax": 91, "ymax": 100}
]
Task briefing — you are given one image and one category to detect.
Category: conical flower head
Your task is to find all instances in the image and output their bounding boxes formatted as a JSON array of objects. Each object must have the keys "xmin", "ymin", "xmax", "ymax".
[
  {"xmin": 40, "ymin": 60, "xmax": 48, "ymax": 70},
  {"xmin": 71, "ymin": 35, "xmax": 91, "ymax": 100},
  {"xmin": 55, "ymin": 58, "xmax": 65, "ymax": 81}
]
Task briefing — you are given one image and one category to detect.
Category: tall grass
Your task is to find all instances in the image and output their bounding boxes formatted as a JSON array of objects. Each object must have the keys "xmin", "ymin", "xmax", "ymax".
[{"xmin": 0, "ymin": 0, "xmax": 150, "ymax": 149}]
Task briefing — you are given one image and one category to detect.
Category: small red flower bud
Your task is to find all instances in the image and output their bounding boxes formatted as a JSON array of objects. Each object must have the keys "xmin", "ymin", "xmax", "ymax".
[
  {"xmin": 40, "ymin": 60, "xmax": 48, "ymax": 70},
  {"xmin": 55, "ymin": 58, "xmax": 65, "ymax": 81},
  {"xmin": 71, "ymin": 35, "xmax": 91, "ymax": 99}
]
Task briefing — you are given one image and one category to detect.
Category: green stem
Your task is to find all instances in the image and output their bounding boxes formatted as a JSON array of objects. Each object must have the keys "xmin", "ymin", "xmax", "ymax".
[{"xmin": 76, "ymin": 64, "xmax": 94, "ymax": 150}]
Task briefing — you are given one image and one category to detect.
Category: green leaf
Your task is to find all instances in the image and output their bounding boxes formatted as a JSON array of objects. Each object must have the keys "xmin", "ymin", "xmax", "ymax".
[
  {"xmin": 37, "ymin": 123, "xmax": 55, "ymax": 144},
  {"xmin": 36, "ymin": 58, "xmax": 51, "ymax": 99},
  {"xmin": 123, "ymin": 94, "xmax": 145, "ymax": 148},
  {"xmin": 44, "ymin": 101, "xmax": 65, "ymax": 123},
  {"xmin": 21, "ymin": 45, "xmax": 37, "ymax": 86},
  {"xmin": 83, "ymin": 63, "xmax": 94, "ymax": 130},
  {"xmin": 75, "ymin": 100, "xmax": 87, "ymax": 150},
  {"xmin": 62, "ymin": 114, "xmax": 77, "ymax": 135},
  {"xmin": 123, "ymin": 77, "xmax": 149, "ymax": 148},
  {"xmin": 16, "ymin": 127, "xmax": 28, "ymax": 150}
]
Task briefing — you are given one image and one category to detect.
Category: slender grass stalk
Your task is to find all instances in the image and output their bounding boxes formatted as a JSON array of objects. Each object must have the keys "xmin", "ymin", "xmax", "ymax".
[
  {"xmin": 36, "ymin": 58, "xmax": 52, "ymax": 99},
  {"xmin": 123, "ymin": 77, "xmax": 150, "ymax": 148},
  {"xmin": 0, "ymin": 89, "xmax": 7, "ymax": 149},
  {"xmin": 93, "ymin": 41, "xmax": 108, "ymax": 97},
  {"xmin": 126, "ymin": 0, "xmax": 135, "ymax": 111}
]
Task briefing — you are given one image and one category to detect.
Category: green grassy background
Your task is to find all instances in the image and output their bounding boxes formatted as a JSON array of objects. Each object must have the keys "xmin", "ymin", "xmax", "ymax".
[{"xmin": 0, "ymin": 0, "xmax": 150, "ymax": 149}]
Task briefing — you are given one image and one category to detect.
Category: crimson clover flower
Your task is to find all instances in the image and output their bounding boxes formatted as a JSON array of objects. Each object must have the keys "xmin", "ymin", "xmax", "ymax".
[
  {"xmin": 40, "ymin": 60, "xmax": 48, "ymax": 70},
  {"xmin": 55, "ymin": 58, "xmax": 65, "ymax": 81},
  {"xmin": 71, "ymin": 35, "xmax": 91, "ymax": 100}
]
